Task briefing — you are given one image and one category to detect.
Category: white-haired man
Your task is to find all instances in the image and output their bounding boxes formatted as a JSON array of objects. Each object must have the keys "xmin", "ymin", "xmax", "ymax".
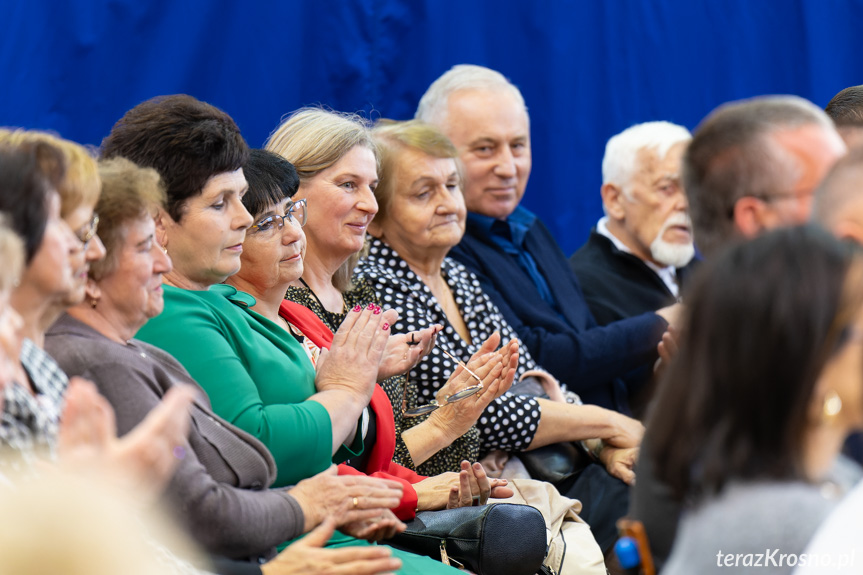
[
  {"xmin": 570, "ymin": 122, "xmax": 695, "ymax": 327},
  {"xmin": 417, "ymin": 64, "xmax": 678, "ymax": 416}
]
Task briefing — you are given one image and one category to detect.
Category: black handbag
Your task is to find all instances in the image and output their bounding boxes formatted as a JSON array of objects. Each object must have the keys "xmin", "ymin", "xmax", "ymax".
[
  {"xmin": 519, "ymin": 441, "xmax": 593, "ymax": 485},
  {"xmin": 389, "ymin": 503, "xmax": 547, "ymax": 575}
]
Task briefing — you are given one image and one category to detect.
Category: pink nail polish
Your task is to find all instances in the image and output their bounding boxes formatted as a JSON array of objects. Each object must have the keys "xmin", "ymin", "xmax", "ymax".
[
  {"xmin": 373, "ymin": 306, "xmax": 382, "ymax": 315},
  {"xmin": 382, "ymin": 322, "xmax": 390, "ymax": 330},
  {"xmin": 352, "ymin": 305, "xmax": 362, "ymax": 312},
  {"xmin": 367, "ymin": 303, "xmax": 376, "ymax": 310}
]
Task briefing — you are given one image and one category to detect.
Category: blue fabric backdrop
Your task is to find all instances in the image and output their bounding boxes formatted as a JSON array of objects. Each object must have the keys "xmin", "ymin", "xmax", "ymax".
[{"xmin": 2, "ymin": 0, "xmax": 862, "ymax": 254}]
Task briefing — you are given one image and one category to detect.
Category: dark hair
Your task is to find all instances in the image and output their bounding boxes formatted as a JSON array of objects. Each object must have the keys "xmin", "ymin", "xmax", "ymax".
[
  {"xmin": 683, "ymin": 96, "xmax": 833, "ymax": 257},
  {"xmin": 648, "ymin": 225, "xmax": 863, "ymax": 501},
  {"xmin": 90, "ymin": 157, "xmax": 166, "ymax": 281},
  {"xmin": 101, "ymin": 94, "xmax": 249, "ymax": 222},
  {"xmin": 0, "ymin": 142, "xmax": 66, "ymax": 262},
  {"xmin": 241, "ymin": 149, "xmax": 300, "ymax": 218},
  {"xmin": 825, "ymin": 86, "xmax": 863, "ymax": 127}
]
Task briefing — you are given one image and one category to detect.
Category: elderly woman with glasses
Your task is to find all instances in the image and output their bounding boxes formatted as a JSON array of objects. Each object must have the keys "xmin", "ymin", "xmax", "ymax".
[{"xmin": 216, "ymin": 148, "xmax": 514, "ymax": 517}]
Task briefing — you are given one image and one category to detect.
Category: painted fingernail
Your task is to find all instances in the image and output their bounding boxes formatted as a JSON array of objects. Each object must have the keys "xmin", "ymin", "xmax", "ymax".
[
  {"xmin": 382, "ymin": 323, "xmax": 390, "ymax": 330},
  {"xmin": 373, "ymin": 306, "xmax": 382, "ymax": 315},
  {"xmin": 367, "ymin": 303, "xmax": 376, "ymax": 310},
  {"xmin": 353, "ymin": 305, "xmax": 362, "ymax": 312}
]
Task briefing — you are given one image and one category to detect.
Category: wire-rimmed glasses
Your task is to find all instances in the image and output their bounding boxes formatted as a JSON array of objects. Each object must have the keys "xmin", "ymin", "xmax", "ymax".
[
  {"xmin": 401, "ymin": 347, "xmax": 484, "ymax": 417},
  {"xmin": 75, "ymin": 213, "xmax": 99, "ymax": 249},
  {"xmin": 249, "ymin": 199, "xmax": 308, "ymax": 235}
]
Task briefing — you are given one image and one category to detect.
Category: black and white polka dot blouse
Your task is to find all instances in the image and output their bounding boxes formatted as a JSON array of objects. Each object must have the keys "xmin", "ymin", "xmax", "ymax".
[
  {"xmin": 356, "ymin": 236, "xmax": 542, "ymax": 452},
  {"xmin": 285, "ymin": 278, "xmax": 481, "ymax": 476}
]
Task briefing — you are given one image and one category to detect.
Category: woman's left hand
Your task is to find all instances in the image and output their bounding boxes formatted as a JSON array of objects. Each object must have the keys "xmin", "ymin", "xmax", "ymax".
[
  {"xmin": 415, "ymin": 461, "xmax": 513, "ymax": 511},
  {"xmin": 377, "ymin": 323, "xmax": 441, "ymax": 381},
  {"xmin": 341, "ymin": 508, "xmax": 406, "ymax": 543}
]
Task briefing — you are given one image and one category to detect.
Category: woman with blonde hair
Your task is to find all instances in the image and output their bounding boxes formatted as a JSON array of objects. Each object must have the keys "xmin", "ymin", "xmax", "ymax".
[{"xmin": 269, "ymin": 109, "xmax": 522, "ymax": 476}]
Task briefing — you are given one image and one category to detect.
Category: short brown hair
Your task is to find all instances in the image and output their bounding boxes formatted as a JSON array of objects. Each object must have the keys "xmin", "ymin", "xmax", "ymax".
[
  {"xmin": 101, "ymin": 94, "xmax": 248, "ymax": 222},
  {"xmin": 89, "ymin": 157, "xmax": 165, "ymax": 281},
  {"xmin": 372, "ymin": 119, "xmax": 458, "ymax": 223}
]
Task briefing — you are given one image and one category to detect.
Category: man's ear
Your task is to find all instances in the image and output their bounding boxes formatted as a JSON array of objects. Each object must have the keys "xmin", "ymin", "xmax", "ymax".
[
  {"xmin": 732, "ymin": 196, "xmax": 772, "ymax": 239},
  {"xmin": 601, "ymin": 183, "xmax": 627, "ymax": 221}
]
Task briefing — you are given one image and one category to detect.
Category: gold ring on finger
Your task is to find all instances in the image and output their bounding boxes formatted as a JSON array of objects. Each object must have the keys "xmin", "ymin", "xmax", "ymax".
[{"xmin": 353, "ymin": 496, "xmax": 359, "ymax": 509}]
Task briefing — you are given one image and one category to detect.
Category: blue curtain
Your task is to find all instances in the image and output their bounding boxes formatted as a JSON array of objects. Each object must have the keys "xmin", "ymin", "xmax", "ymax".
[{"xmin": 2, "ymin": 0, "xmax": 862, "ymax": 254}]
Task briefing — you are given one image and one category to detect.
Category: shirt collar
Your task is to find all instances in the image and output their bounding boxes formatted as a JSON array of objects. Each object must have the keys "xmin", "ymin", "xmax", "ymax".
[
  {"xmin": 596, "ymin": 217, "xmax": 680, "ymax": 296},
  {"xmin": 468, "ymin": 205, "xmax": 536, "ymax": 249}
]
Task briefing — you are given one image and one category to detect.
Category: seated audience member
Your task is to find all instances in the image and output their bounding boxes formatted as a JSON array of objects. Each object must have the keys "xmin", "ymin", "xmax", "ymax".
[
  {"xmin": 415, "ymin": 64, "xmax": 679, "ymax": 415},
  {"xmin": 0, "ymin": 129, "xmax": 108, "ymax": 327},
  {"xmin": 269, "ymin": 109, "xmax": 525, "ymax": 480},
  {"xmin": 0, "ymin": 140, "xmax": 192, "ymax": 491},
  {"xmin": 225, "ymin": 148, "xmax": 514, "ymax": 513},
  {"xmin": 630, "ymin": 95, "xmax": 849, "ymax": 567},
  {"xmin": 569, "ymin": 121, "xmax": 695, "ymax": 328},
  {"xmin": 0, "ymin": 143, "xmax": 213, "ymax": 575},
  {"xmin": 352, "ymin": 119, "xmax": 645, "ymax": 552},
  {"xmin": 825, "ymin": 85, "xmax": 863, "ymax": 149},
  {"xmin": 99, "ymin": 94, "xmax": 461, "ymax": 574},
  {"xmin": 682, "ymin": 95, "xmax": 846, "ymax": 259},
  {"xmin": 45, "ymin": 155, "xmax": 405, "ymax": 573},
  {"xmin": 652, "ymin": 226, "xmax": 863, "ymax": 575},
  {"xmin": 0, "ymin": 208, "xmax": 393, "ymax": 575}
]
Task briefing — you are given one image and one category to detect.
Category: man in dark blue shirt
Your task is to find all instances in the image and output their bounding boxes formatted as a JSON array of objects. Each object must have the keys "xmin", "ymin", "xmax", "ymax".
[{"xmin": 416, "ymin": 65, "xmax": 679, "ymax": 415}]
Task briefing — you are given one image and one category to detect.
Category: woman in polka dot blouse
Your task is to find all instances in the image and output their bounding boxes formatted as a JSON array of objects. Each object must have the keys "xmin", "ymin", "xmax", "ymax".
[{"xmin": 354, "ymin": 120, "xmax": 645, "ymax": 485}]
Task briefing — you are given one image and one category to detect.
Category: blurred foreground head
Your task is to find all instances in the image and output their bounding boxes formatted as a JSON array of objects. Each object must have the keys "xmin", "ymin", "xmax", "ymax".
[
  {"xmin": 650, "ymin": 225, "xmax": 863, "ymax": 499},
  {"xmin": 0, "ymin": 470, "xmax": 201, "ymax": 575}
]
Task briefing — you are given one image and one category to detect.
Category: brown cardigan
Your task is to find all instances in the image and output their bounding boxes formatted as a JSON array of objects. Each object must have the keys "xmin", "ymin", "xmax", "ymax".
[{"xmin": 45, "ymin": 313, "xmax": 304, "ymax": 562}]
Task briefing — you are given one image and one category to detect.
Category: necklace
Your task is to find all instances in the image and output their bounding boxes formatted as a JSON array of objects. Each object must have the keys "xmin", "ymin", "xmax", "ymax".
[{"xmin": 297, "ymin": 277, "xmax": 347, "ymax": 332}]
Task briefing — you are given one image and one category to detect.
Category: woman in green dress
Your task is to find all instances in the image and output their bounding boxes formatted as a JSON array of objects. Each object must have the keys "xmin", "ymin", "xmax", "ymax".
[{"xmin": 102, "ymin": 94, "xmax": 470, "ymax": 574}]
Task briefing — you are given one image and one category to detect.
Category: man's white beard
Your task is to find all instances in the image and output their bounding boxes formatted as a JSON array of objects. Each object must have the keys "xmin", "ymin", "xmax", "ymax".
[{"xmin": 650, "ymin": 213, "xmax": 695, "ymax": 268}]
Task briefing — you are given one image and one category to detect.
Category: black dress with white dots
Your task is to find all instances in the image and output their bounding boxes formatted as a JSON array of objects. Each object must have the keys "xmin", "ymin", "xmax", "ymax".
[
  {"xmin": 285, "ymin": 279, "xmax": 481, "ymax": 476},
  {"xmin": 355, "ymin": 236, "xmax": 542, "ymax": 454}
]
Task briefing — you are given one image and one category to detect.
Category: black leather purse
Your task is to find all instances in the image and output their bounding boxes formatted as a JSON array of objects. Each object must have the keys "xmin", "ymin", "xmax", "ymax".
[{"xmin": 389, "ymin": 503, "xmax": 547, "ymax": 575}]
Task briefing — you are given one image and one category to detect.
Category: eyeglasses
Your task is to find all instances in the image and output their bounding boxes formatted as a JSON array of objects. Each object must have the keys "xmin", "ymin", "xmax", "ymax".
[
  {"xmin": 401, "ymin": 347, "xmax": 484, "ymax": 417},
  {"xmin": 727, "ymin": 189, "xmax": 814, "ymax": 219},
  {"xmin": 759, "ymin": 188, "xmax": 815, "ymax": 204},
  {"xmin": 249, "ymin": 199, "xmax": 308, "ymax": 235},
  {"xmin": 75, "ymin": 213, "xmax": 99, "ymax": 249}
]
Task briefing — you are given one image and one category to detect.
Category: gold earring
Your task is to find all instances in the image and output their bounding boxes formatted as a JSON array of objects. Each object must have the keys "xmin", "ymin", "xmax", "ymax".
[
  {"xmin": 823, "ymin": 390, "xmax": 843, "ymax": 422},
  {"xmin": 88, "ymin": 297, "xmax": 99, "ymax": 309}
]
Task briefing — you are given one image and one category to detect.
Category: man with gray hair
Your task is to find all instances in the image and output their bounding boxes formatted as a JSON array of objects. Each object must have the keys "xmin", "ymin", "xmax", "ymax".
[
  {"xmin": 570, "ymin": 121, "xmax": 695, "ymax": 327},
  {"xmin": 419, "ymin": 64, "xmax": 678, "ymax": 415},
  {"xmin": 683, "ymin": 95, "xmax": 845, "ymax": 258}
]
